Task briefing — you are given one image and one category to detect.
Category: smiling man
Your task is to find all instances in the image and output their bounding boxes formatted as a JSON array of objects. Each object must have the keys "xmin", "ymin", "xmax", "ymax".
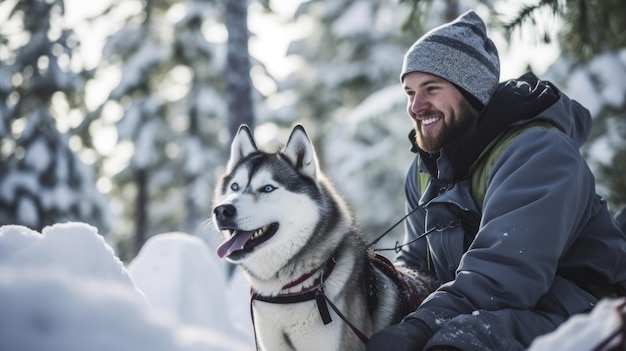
[{"xmin": 366, "ymin": 10, "xmax": 626, "ymax": 351}]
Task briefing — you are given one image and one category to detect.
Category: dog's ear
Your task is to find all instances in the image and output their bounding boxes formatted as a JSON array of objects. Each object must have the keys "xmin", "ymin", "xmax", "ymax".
[
  {"xmin": 283, "ymin": 124, "xmax": 320, "ymax": 180},
  {"xmin": 226, "ymin": 125, "xmax": 257, "ymax": 172}
]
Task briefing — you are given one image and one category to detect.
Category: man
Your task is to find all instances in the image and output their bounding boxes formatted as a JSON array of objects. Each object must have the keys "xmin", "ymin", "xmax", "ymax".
[{"xmin": 367, "ymin": 10, "xmax": 626, "ymax": 351}]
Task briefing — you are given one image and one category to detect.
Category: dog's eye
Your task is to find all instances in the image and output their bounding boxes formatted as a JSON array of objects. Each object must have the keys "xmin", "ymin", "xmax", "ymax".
[
  {"xmin": 261, "ymin": 185, "xmax": 276, "ymax": 193},
  {"xmin": 230, "ymin": 182, "xmax": 239, "ymax": 192}
]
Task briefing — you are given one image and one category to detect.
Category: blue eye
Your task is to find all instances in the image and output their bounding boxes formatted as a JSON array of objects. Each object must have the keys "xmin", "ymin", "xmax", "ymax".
[
  {"xmin": 261, "ymin": 185, "xmax": 276, "ymax": 193},
  {"xmin": 230, "ymin": 182, "xmax": 239, "ymax": 191}
]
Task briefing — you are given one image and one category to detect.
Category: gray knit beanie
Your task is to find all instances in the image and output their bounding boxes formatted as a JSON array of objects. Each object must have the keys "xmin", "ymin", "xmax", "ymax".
[{"xmin": 400, "ymin": 10, "xmax": 500, "ymax": 107}]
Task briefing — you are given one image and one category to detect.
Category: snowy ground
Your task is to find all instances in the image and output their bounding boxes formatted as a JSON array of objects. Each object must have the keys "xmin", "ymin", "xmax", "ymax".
[
  {"xmin": 1, "ymin": 222, "xmax": 624, "ymax": 351},
  {"xmin": 0, "ymin": 222, "xmax": 254, "ymax": 351}
]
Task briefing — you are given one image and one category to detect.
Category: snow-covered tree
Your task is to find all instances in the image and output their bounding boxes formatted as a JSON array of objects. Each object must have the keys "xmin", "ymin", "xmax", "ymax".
[
  {"xmin": 92, "ymin": 0, "xmax": 229, "ymax": 258},
  {"xmin": 0, "ymin": 0, "xmax": 110, "ymax": 235},
  {"xmin": 172, "ymin": 0, "xmax": 232, "ymax": 240},
  {"xmin": 96, "ymin": 0, "xmax": 172, "ymax": 257},
  {"xmin": 278, "ymin": 0, "xmax": 418, "ymax": 129}
]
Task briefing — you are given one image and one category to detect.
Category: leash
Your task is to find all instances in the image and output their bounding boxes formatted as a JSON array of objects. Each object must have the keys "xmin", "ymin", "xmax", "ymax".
[
  {"xmin": 371, "ymin": 215, "xmax": 459, "ymax": 254},
  {"xmin": 250, "ymin": 256, "xmax": 370, "ymax": 346},
  {"xmin": 319, "ymin": 289, "xmax": 370, "ymax": 344},
  {"xmin": 367, "ymin": 205, "xmax": 420, "ymax": 248}
]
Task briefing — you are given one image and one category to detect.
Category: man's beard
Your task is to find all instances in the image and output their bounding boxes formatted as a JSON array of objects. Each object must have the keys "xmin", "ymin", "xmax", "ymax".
[{"xmin": 414, "ymin": 100, "xmax": 478, "ymax": 154}]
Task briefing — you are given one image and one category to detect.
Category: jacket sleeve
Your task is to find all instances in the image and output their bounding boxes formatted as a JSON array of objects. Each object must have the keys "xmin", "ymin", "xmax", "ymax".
[
  {"xmin": 407, "ymin": 128, "xmax": 598, "ymax": 331},
  {"xmin": 395, "ymin": 156, "xmax": 432, "ymax": 274}
]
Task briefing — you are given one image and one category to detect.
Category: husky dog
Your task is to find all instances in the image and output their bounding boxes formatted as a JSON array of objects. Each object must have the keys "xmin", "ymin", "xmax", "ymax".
[{"xmin": 212, "ymin": 124, "xmax": 435, "ymax": 350}]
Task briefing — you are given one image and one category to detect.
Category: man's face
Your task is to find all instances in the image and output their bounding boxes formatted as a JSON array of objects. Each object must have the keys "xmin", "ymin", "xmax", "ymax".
[{"xmin": 403, "ymin": 72, "xmax": 479, "ymax": 153}]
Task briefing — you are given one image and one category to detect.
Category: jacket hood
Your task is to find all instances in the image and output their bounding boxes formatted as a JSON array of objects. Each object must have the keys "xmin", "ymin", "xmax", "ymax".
[
  {"xmin": 411, "ymin": 72, "xmax": 592, "ymax": 182},
  {"xmin": 521, "ymin": 85, "xmax": 591, "ymax": 148}
]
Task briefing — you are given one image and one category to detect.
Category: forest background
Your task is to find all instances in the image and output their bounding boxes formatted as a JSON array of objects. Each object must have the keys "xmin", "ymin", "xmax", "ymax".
[{"xmin": 1, "ymin": 0, "xmax": 625, "ymax": 261}]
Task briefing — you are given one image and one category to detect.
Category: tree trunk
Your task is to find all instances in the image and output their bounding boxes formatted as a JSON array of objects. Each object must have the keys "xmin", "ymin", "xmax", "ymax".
[
  {"xmin": 185, "ymin": 100, "xmax": 200, "ymax": 234},
  {"xmin": 134, "ymin": 168, "xmax": 149, "ymax": 255},
  {"xmin": 224, "ymin": 0, "xmax": 254, "ymax": 143}
]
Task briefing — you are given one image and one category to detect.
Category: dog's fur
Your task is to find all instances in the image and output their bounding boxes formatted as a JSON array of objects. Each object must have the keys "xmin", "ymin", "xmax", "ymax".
[{"xmin": 212, "ymin": 124, "xmax": 435, "ymax": 350}]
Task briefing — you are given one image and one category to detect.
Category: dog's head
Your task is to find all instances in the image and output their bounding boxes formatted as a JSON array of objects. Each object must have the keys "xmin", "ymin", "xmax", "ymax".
[{"xmin": 212, "ymin": 124, "xmax": 325, "ymax": 271}]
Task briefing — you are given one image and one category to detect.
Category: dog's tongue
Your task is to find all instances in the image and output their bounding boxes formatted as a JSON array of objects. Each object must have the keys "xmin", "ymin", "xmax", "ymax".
[{"xmin": 216, "ymin": 230, "xmax": 254, "ymax": 259}]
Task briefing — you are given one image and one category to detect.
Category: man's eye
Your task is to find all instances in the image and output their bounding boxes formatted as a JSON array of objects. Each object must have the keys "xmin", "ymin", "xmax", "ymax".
[
  {"xmin": 261, "ymin": 185, "xmax": 276, "ymax": 193},
  {"xmin": 230, "ymin": 182, "xmax": 239, "ymax": 191}
]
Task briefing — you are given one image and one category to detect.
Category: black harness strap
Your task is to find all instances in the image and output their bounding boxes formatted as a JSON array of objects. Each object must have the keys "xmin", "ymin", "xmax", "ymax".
[
  {"xmin": 249, "ymin": 256, "xmax": 370, "ymax": 346},
  {"xmin": 252, "ymin": 289, "xmax": 334, "ymax": 325}
]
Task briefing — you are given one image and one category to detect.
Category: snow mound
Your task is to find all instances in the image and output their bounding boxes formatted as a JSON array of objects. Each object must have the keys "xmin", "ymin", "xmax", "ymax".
[
  {"xmin": 0, "ymin": 222, "xmax": 252, "ymax": 351},
  {"xmin": 0, "ymin": 223, "xmax": 136, "ymax": 289},
  {"xmin": 128, "ymin": 232, "xmax": 254, "ymax": 345}
]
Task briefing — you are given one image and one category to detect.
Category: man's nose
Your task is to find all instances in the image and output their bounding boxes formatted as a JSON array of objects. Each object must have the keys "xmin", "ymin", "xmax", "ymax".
[{"xmin": 409, "ymin": 94, "xmax": 430, "ymax": 116}]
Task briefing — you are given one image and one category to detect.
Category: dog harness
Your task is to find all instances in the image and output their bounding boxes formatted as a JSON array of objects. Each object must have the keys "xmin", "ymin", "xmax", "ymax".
[
  {"xmin": 249, "ymin": 253, "xmax": 423, "ymax": 348},
  {"xmin": 251, "ymin": 256, "xmax": 338, "ymax": 323}
]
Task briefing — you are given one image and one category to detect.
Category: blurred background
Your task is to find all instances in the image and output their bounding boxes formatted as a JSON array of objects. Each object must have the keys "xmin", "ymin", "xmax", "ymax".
[{"xmin": 1, "ymin": 0, "xmax": 624, "ymax": 262}]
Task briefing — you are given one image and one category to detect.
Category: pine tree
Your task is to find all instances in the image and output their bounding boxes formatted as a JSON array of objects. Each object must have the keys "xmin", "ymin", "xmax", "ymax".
[
  {"xmin": 93, "ymin": 0, "xmax": 229, "ymax": 258},
  {"xmin": 497, "ymin": 0, "xmax": 626, "ymax": 61},
  {"xmin": 172, "ymin": 0, "xmax": 234, "ymax": 241},
  {"xmin": 280, "ymin": 0, "xmax": 421, "ymax": 128},
  {"xmin": 0, "ymin": 0, "xmax": 110, "ymax": 234}
]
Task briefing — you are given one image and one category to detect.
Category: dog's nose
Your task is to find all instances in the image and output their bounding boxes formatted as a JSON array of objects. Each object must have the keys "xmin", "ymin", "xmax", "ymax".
[{"xmin": 214, "ymin": 204, "xmax": 236, "ymax": 221}]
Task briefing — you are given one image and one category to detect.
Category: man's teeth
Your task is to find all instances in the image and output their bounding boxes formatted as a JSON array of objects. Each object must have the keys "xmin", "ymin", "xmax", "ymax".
[{"xmin": 422, "ymin": 117, "xmax": 439, "ymax": 126}]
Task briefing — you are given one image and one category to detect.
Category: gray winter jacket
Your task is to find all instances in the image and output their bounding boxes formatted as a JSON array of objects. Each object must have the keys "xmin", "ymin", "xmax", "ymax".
[{"xmin": 396, "ymin": 73, "xmax": 626, "ymax": 333}]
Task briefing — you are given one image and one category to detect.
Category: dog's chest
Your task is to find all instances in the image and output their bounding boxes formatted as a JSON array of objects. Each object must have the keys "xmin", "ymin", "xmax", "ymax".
[{"xmin": 252, "ymin": 299, "xmax": 344, "ymax": 350}]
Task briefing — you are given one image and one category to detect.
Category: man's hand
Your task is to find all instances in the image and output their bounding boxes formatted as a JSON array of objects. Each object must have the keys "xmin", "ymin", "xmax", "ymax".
[{"xmin": 366, "ymin": 318, "xmax": 433, "ymax": 351}]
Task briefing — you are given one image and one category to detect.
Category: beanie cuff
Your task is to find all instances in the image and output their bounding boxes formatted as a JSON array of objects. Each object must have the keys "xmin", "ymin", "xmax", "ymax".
[{"xmin": 453, "ymin": 83, "xmax": 484, "ymax": 112}]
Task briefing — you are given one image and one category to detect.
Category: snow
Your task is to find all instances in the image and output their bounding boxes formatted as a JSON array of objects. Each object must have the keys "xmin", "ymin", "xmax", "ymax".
[
  {"xmin": 127, "ymin": 233, "xmax": 253, "ymax": 344},
  {"xmin": 528, "ymin": 298, "xmax": 626, "ymax": 351},
  {"xmin": 25, "ymin": 138, "xmax": 52, "ymax": 173},
  {"xmin": 133, "ymin": 120, "xmax": 158, "ymax": 169},
  {"xmin": 588, "ymin": 52, "xmax": 626, "ymax": 109},
  {"xmin": 0, "ymin": 172, "xmax": 39, "ymax": 203},
  {"xmin": 17, "ymin": 198, "xmax": 38, "ymax": 227},
  {"xmin": 116, "ymin": 102, "xmax": 142, "ymax": 140},
  {"xmin": 332, "ymin": 2, "xmax": 371, "ymax": 38},
  {"xmin": 183, "ymin": 138, "xmax": 204, "ymax": 175},
  {"xmin": 0, "ymin": 222, "xmax": 254, "ymax": 351},
  {"xmin": 566, "ymin": 68, "xmax": 603, "ymax": 117}
]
